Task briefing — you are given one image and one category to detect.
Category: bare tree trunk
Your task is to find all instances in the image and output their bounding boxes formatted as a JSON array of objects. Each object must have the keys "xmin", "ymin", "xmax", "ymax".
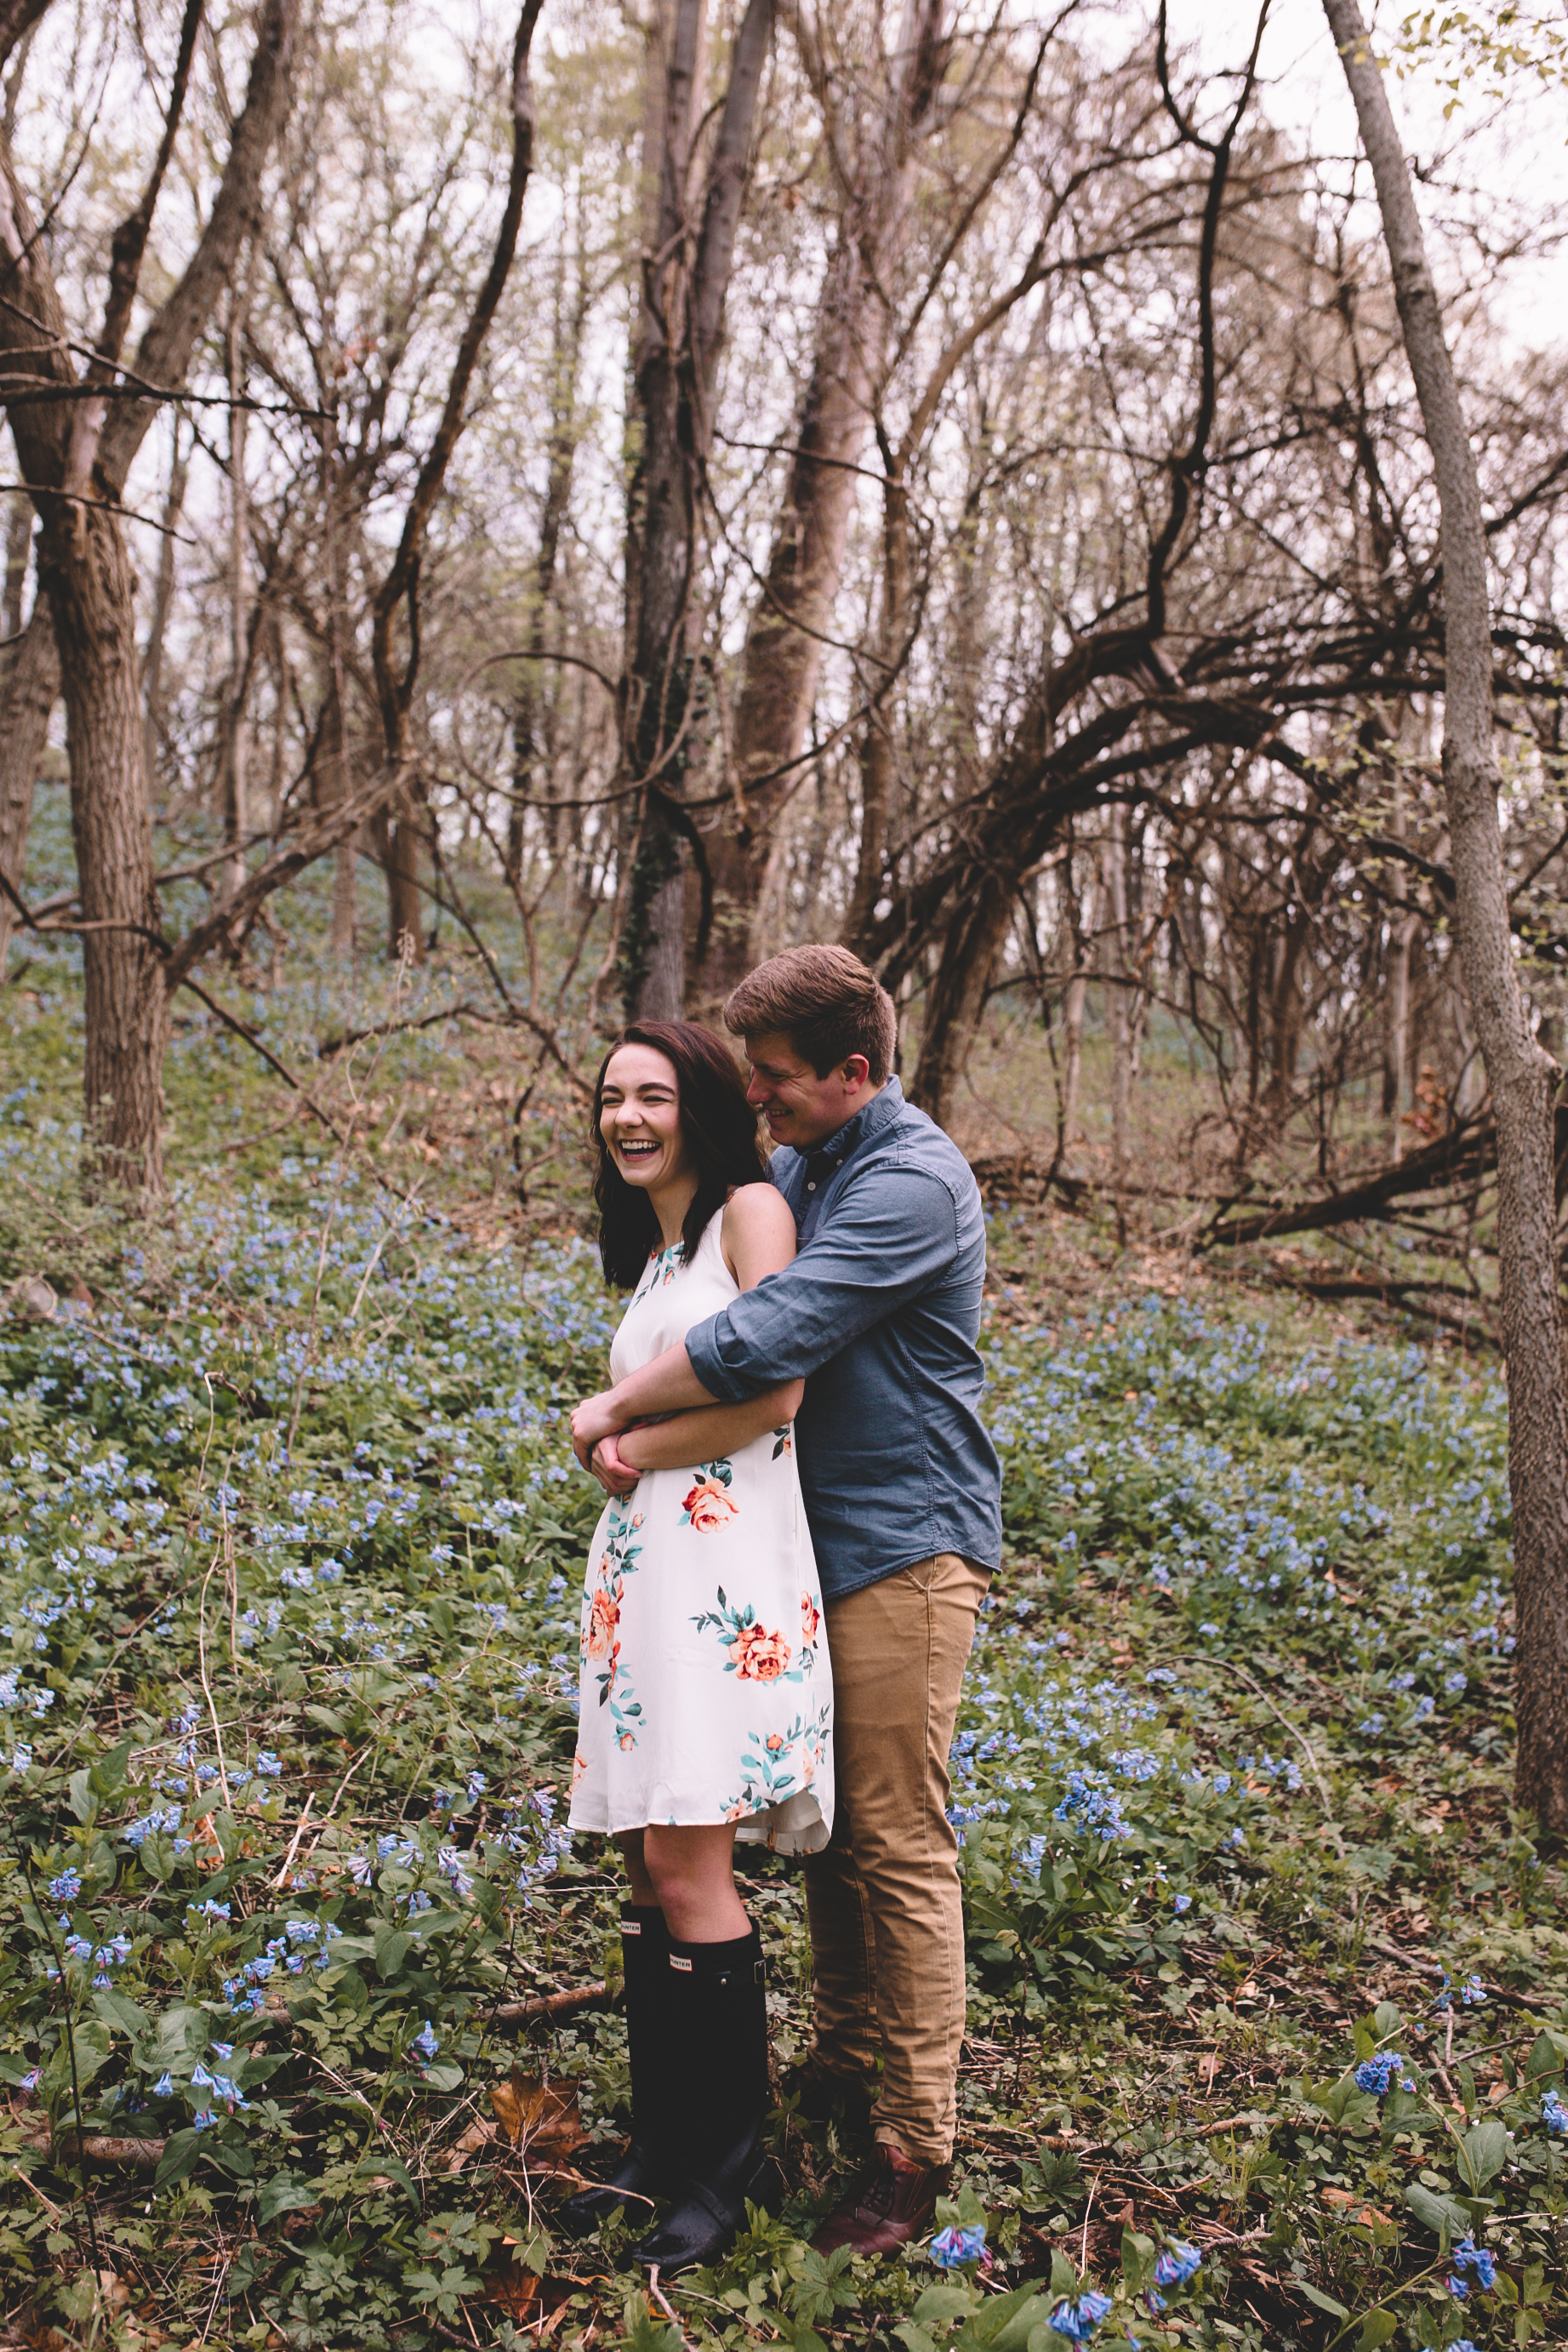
[
  {"xmin": 370, "ymin": 791, "xmax": 425, "ymax": 962},
  {"xmin": 510, "ymin": 214, "xmax": 589, "ymax": 876},
  {"xmin": 0, "ymin": 608, "xmax": 56, "ymax": 971},
  {"xmin": 1103, "ymin": 813, "xmax": 1132, "ymax": 1191},
  {"xmin": 695, "ymin": 0, "xmax": 949, "ymax": 999},
  {"xmin": 619, "ymin": 0, "xmax": 775, "ymax": 1017},
  {"xmin": 1326, "ymin": 0, "xmax": 1568, "ymax": 1834},
  {"xmin": 217, "ymin": 268, "xmax": 254, "ymax": 910},
  {"xmin": 907, "ymin": 871, "xmax": 1012, "ymax": 1133},
  {"xmin": 141, "ymin": 420, "xmax": 189, "ymax": 796},
  {"xmin": 1386, "ymin": 911, "xmax": 1415, "ymax": 1160},
  {"xmin": 845, "ymin": 466, "xmax": 909, "ymax": 951},
  {"xmin": 0, "ymin": 0, "xmax": 296, "ymax": 1032},
  {"xmin": 1057, "ymin": 844, "xmax": 1092, "ymax": 1166}
]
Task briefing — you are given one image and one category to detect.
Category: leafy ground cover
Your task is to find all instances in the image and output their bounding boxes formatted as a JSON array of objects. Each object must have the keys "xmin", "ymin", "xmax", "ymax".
[{"xmin": 0, "ymin": 947, "xmax": 1565, "ymax": 2352}]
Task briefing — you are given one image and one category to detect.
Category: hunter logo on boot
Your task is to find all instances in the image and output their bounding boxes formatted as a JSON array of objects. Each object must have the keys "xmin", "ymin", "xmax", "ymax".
[{"xmin": 669, "ymin": 1953, "xmax": 693, "ymax": 1971}]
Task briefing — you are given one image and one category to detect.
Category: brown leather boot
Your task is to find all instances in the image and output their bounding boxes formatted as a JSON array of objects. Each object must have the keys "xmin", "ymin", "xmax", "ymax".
[{"xmin": 809, "ymin": 2142, "xmax": 950, "ymax": 2255}]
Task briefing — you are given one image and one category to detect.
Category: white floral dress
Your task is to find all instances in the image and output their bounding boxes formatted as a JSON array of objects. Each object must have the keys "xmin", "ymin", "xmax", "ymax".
[{"xmin": 567, "ymin": 1211, "xmax": 833, "ymax": 1855}]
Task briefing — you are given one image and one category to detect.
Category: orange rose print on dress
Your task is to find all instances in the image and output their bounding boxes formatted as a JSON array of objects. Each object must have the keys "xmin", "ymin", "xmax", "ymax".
[
  {"xmin": 584, "ymin": 1587, "xmax": 620, "ymax": 1662},
  {"xmin": 682, "ymin": 1475, "xmax": 738, "ymax": 1533},
  {"xmin": 729, "ymin": 1623, "xmax": 791, "ymax": 1681},
  {"xmin": 801, "ymin": 1592, "xmax": 820, "ymax": 1645}
]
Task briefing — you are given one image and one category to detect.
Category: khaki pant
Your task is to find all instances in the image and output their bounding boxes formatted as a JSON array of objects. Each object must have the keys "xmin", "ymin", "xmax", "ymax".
[{"xmin": 804, "ymin": 1552, "xmax": 989, "ymax": 2166}]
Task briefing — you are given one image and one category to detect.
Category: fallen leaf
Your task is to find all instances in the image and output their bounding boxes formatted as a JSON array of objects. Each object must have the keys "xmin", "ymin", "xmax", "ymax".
[
  {"xmin": 446, "ymin": 2116, "xmax": 499, "ymax": 2172},
  {"xmin": 1322, "ymin": 2185, "xmax": 1394, "ymax": 2226},
  {"xmin": 489, "ymin": 2070, "xmax": 589, "ymax": 2168}
]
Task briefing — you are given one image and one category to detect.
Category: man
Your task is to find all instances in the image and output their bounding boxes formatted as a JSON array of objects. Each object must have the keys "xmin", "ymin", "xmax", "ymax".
[{"xmin": 572, "ymin": 944, "xmax": 1001, "ymax": 2253}]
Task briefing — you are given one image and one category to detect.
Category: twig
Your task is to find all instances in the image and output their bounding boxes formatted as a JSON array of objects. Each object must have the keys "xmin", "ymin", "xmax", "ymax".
[
  {"xmin": 646, "ymin": 2270, "xmax": 698, "ymax": 2349},
  {"xmin": 493, "ymin": 1980, "xmax": 609, "ymax": 2024},
  {"xmin": 15, "ymin": 2125, "xmax": 164, "ymax": 2171},
  {"xmin": 1187, "ymin": 1653, "xmax": 1340, "ymax": 1835},
  {"xmin": 196, "ymin": 1546, "xmax": 233, "ymax": 1811},
  {"xmin": 271, "ymin": 1795, "xmax": 315, "ymax": 1890},
  {"xmin": 1364, "ymin": 1934, "xmax": 1559, "ymax": 2014}
]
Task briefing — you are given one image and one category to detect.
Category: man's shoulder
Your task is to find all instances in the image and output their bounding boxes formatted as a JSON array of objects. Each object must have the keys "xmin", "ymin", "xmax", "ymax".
[{"xmin": 876, "ymin": 1098, "xmax": 982, "ymax": 1199}]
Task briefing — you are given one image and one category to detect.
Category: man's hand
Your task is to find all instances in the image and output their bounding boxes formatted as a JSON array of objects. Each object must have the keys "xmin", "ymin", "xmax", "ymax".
[
  {"xmin": 572, "ymin": 1388, "xmax": 626, "ymax": 1472},
  {"xmin": 590, "ymin": 1435, "xmax": 640, "ymax": 1499}
]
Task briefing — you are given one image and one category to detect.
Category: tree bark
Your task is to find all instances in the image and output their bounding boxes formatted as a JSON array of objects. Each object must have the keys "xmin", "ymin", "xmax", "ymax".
[
  {"xmin": 0, "ymin": 137, "xmax": 168, "ymax": 1191},
  {"xmin": 619, "ymin": 0, "xmax": 775, "ymax": 1017},
  {"xmin": 0, "ymin": 608, "xmax": 56, "ymax": 970},
  {"xmin": 695, "ymin": 0, "xmax": 949, "ymax": 1000},
  {"xmin": 510, "ymin": 217, "xmax": 589, "ymax": 874},
  {"xmin": 0, "ymin": 0, "xmax": 295, "ymax": 990},
  {"xmin": 1103, "ymin": 814, "xmax": 1132, "ymax": 1194},
  {"xmin": 1325, "ymin": 0, "xmax": 1568, "ymax": 1835},
  {"xmin": 906, "ymin": 870, "xmax": 1012, "ymax": 1133}
]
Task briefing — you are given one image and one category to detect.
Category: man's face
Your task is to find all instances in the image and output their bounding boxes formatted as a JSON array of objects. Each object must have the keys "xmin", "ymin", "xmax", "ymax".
[{"xmin": 743, "ymin": 1030, "xmax": 875, "ymax": 1152}]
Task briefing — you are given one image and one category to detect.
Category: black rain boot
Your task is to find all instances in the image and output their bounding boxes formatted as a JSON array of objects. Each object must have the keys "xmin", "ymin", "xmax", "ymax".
[
  {"xmin": 633, "ymin": 1926, "xmax": 781, "ymax": 2272},
  {"xmin": 557, "ymin": 1907, "xmax": 681, "ymax": 2231}
]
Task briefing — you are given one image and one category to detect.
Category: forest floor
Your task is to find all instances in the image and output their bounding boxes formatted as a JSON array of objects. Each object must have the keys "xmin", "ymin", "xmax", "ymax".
[{"xmin": 0, "ymin": 928, "xmax": 1563, "ymax": 2352}]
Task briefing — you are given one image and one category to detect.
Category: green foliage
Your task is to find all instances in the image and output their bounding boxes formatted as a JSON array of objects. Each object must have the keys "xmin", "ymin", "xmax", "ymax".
[{"xmin": 0, "ymin": 1028, "xmax": 1565, "ymax": 2346}]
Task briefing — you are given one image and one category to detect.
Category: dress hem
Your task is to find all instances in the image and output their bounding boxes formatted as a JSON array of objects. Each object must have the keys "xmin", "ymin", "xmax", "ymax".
[{"xmin": 567, "ymin": 1801, "xmax": 831, "ymax": 1858}]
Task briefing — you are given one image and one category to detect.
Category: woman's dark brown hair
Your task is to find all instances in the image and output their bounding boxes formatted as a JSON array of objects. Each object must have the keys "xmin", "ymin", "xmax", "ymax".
[{"xmin": 591, "ymin": 1023, "xmax": 768, "ymax": 1287}]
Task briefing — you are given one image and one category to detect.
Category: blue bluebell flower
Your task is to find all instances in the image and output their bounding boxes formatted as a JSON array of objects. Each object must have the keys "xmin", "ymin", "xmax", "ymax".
[
  {"xmin": 48, "ymin": 1870, "xmax": 82, "ymax": 1904},
  {"xmin": 1172, "ymin": 1892, "xmax": 1192, "ymax": 1914},
  {"xmin": 1353, "ymin": 2053, "xmax": 1405, "ymax": 2096},
  {"xmin": 929, "ymin": 2223, "xmax": 986, "ymax": 2268},
  {"xmin": 1542, "ymin": 2089, "xmax": 1567, "ymax": 2136},
  {"xmin": 1447, "ymin": 2240, "xmax": 1496, "ymax": 2298},
  {"xmin": 1049, "ymin": 2292, "xmax": 1112, "ymax": 2341},
  {"xmin": 412, "ymin": 2020, "xmax": 440, "ymax": 2061},
  {"xmin": 1153, "ymin": 2241, "xmax": 1201, "ymax": 2288}
]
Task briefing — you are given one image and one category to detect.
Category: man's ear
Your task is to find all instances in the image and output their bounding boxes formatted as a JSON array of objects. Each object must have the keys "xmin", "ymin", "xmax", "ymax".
[{"xmin": 839, "ymin": 1053, "xmax": 871, "ymax": 1089}]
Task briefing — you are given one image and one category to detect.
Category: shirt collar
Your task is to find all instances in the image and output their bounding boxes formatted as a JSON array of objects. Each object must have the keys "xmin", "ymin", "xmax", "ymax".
[{"xmin": 805, "ymin": 1076, "xmax": 904, "ymax": 1174}]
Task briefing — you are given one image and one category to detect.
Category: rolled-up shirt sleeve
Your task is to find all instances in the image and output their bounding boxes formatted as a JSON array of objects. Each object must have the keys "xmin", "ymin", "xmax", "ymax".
[{"xmin": 686, "ymin": 1168, "xmax": 960, "ymax": 1401}]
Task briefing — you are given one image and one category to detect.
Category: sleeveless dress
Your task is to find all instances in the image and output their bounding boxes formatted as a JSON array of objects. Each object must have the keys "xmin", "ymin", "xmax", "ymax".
[{"xmin": 567, "ymin": 1211, "xmax": 834, "ymax": 1856}]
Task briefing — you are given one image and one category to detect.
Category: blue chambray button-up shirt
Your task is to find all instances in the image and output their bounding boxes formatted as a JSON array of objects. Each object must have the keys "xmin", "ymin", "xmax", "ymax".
[{"xmin": 685, "ymin": 1076, "xmax": 1001, "ymax": 1601}]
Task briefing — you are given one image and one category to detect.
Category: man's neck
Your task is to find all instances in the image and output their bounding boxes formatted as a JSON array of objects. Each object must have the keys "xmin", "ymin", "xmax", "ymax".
[{"xmin": 798, "ymin": 1076, "xmax": 887, "ymax": 1155}]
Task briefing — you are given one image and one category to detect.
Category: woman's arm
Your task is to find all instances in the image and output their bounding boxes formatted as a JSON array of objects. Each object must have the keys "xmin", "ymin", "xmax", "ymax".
[
  {"xmin": 616, "ymin": 1380, "xmax": 804, "ymax": 1475},
  {"xmin": 583, "ymin": 1186, "xmax": 803, "ymax": 1491},
  {"xmin": 619, "ymin": 1186, "xmax": 801, "ymax": 1468}
]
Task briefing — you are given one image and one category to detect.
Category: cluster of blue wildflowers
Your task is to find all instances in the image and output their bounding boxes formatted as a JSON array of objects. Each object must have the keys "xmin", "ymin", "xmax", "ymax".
[
  {"xmin": 928, "ymin": 2222, "xmax": 986, "ymax": 2268},
  {"xmin": 1354, "ymin": 2052, "xmax": 1416, "ymax": 2096},
  {"xmin": 1047, "ymin": 2291, "xmax": 1112, "ymax": 2341},
  {"xmin": 1446, "ymin": 2240, "xmax": 1497, "ymax": 2299},
  {"xmin": 222, "ymin": 1916, "xmax": 340, "ymax": 2014}
]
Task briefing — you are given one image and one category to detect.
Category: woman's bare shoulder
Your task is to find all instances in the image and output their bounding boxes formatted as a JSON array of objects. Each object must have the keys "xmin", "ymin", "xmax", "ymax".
[
  {"xmin": 722, "ymin": 1180, "xmax": 795, "ymax": 1232},
  {"xmin": 721, "ymin": 1181, "xmax": 796, "ymax": 1274}
]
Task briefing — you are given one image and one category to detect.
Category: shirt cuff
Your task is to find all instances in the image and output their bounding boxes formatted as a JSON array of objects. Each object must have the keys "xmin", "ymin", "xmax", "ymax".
[{"xmin": 685, "ymin": 1310, "xmax": 753, "ymax": 1403}]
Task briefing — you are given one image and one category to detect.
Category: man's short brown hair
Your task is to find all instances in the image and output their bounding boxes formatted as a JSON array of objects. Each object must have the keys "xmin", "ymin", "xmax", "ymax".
[{"xmin": 724, "ymin": 944, "xmax": 897, "ymax": 1083}]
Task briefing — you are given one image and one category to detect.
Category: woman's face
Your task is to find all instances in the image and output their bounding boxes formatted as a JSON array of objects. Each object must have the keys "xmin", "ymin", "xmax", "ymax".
[{"xmin": 599, "ymin": 1044, "xmax": 694, "ymax": 1194}]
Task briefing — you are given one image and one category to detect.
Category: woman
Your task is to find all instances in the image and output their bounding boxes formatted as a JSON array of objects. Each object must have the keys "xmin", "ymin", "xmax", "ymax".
[{"xmin": 560, "ymin": 1022, "xmax": 833, "ymax": 2270}]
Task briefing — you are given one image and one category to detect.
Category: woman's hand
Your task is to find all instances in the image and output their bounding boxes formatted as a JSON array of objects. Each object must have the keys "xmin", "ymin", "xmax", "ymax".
[
  {"xmin": 572, "ymin": 1388, "xmax": 625, "ymax": 1471},
  {"xmin": 590, "ymin": 1435, "xmax": 641, "ymax": 1498}
]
